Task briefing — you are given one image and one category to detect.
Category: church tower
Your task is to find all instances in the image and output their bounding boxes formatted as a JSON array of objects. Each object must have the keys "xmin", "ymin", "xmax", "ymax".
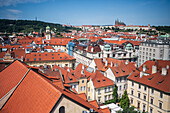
[{"xmin": 45, "ymin": 26, "xmax": 51, "ymax": 40}]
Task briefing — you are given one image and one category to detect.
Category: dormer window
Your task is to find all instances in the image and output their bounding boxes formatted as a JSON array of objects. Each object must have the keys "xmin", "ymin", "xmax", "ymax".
[
  {"xmin": 27, "ymin": 58, "xmax": 29, "ymax": 61},
  {"xmin": 34, "ymin": 58, "xmax": 36, "ymax": 61}
]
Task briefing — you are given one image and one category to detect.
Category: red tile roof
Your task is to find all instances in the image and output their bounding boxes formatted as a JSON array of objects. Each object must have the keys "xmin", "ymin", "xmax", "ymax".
[
  {"xmin": 0, "ymin": 60, "xmax": 103, "ymax": 113},
  {"xmin": 101, "ymin": 107, "xmax": 110, "ymax": 113},
  {"xmin": 128, "ymin": 60, "xmax": 170, "ymax": 93},
  {"xmin": 25, "ymin": 51, "xmax": 75, "ymax": 62},
  {"xmin": 0, "ymin": 60, "xmax": 29, "ymax": 98},
  {"xmin": 92, "ymin": 70, "xmax": 114, "ymax": 88},
  {"xmin": 94, "ymin": 58, "xmax": 104, "ymax": 71},
  {"xmin": 1, "ymin": 69, "xmax": 62, "ymax": 113},
  {"xmin": 78, "ymin": 93, "xmax": 87, "ymax": 101},
  {"xmin": 89, "ymin": 100, "xmax": 99, "ymax": 108}
]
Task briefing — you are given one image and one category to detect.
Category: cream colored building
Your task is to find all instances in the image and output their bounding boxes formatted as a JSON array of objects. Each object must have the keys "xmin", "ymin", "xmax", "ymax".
[
  {"xmin": 127, "ymin": 60, "xmax": 170, "ymax": 113},
  {"xmin": 87, "ymin": 71, "xmax": 115, "ymax": 104}
]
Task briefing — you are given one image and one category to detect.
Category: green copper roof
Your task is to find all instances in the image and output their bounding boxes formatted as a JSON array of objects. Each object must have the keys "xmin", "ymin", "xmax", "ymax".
[{"xmin": 46, "ymin": 26, "xmax": 50, "ymax": 30}]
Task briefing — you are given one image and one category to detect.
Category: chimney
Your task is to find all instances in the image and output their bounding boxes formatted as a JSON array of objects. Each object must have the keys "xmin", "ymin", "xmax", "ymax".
[
  {"xmin": 111, "ymin": 61, "xmax": 113, "ymax": 67},
  {"xmin": 143, "ymin": 65, "xmax": 147, "ymax": 72},
  {"xmin": 161, "ymin": 68, "xmax": 167, "ymax": 76},
  {"xmin": 115, "ymin": 63, "xmax": 118, "ymax": 67},
  {"xmin": 67, "ymin": 68, "xmax": 70, "ymax": 72},
  {"xmin": 125, "ymin": 60, "xmax": 129, "ymax": 65},
  {"xmin": 152, "ymin": 65, "xmax": 157, "ymax": 74},
  {"xmin": 81, "ymin": 65, "xmax": 85, "ymax": 75},
  {"xmin": 105, "ymin": 60, "xmax": 108, "ymax": 66},
  {"xmin": 103, "ymin": 57, "xmax": 106, "ymax": 63},
  {"xmin": 140, "ymin": 71, "xmax": 144, "ymax": 78}
]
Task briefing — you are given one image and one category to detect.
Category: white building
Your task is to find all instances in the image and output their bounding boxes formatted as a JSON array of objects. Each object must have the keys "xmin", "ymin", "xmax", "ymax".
[{"xmin": 138, "ymin": 39, "xmax": 170, "ymax": 67}]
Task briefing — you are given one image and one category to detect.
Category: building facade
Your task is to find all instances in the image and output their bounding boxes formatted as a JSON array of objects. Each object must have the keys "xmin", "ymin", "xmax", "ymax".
[{"xmin": 138, "ymin": 39, "xmax": 170, "ymax": 67}]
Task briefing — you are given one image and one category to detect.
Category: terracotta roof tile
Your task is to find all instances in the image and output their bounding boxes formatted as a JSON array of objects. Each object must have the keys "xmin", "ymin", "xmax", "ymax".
[
  {"xmin": 128, "ymin": 60, "xmax": 170, "ymax": 93},
  {"xmin": 0, "ymin": 60, "xmax": 29, "ymax": 98},
  {"xmin": 78, "ymin": 93, "xmax": 87, "ymax": 101},
  {"xmin": 92, "ymin": 71, "xmax": 114, "ymax": 88}
]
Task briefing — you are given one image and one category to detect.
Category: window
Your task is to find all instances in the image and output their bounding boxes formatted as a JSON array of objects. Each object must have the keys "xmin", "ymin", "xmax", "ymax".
[
  {"xmin": 88, "ymin": 87, "xmax": 90, "ymax": 92},
  {"xmin": 138, "ymin": 92, "xmax": 141, "ymax": 98},
  {"xmin": 160, "ymin": 92, "xmax": 163, "ymax": 98},
  {"xmin": 98, "ymin": 89, "xmax": 101, "ymax": 94},
  {"xmin": 150, "ymin": 97, "xmax": 153, "ymax": 104},
  {"xmin": 34, "ymin": 58, "xmax": 36, "ymax": 61},
  {"xmin": 144, "ymin": 86, "xmax": 147, "ymax": 91},
  {"xmin": 105, "ymin": 95, "xmax": 107, "ymax": 101},
  {"xmin": 27, "ymin": 58, "xmax": 29, "ymax": 61},
  {"xmin": 159, "ymin": 101, "xmax": 162, "ymax": 109},
  {"xmin": 119, "ymin": 86, "xmax": 121, "ymax": 90},
  {"xmin": 143, "ymin": 95, "xmax": 146, "ymax": 101},
  {"xmin": 82, "ymin": 80, "xmax": 84, "ymax": 83},
  {"xmin": 105, "ymin": 87, "xmax": 107, "ymax": 93},
  {"xmin": 153, "ymin": 49, "xmax": 155, "ymax": 52},
  {"xmin": 143, "ymin": 104, "xmax": 146, "ymax": 112},
  {"xmin": 81, "ymin": 86, "xmax": 85, "ymax": 91},
  {"xmin": 137, "ymin": 102, "xmax": 140, "ymax": 109},
  {"xmin": 120, "ymin": 77, "xmax": 122, "ymax": 82},
  {"xmin": 151, "ymin": 89, "xmax": 154, "ymax": 94},
  {"xmin": 150, "ymin": 107, "xmax": 153, "ymax": 113},
  {"xmin": 98, "ymin": 97, "xmax": 101, "ymax": 102},
  {"xmin": 124, "ymin": 84, "xmax": 126, "ymax": 89},
  {"xmin": 52, "ymin": 57, "xmax": 54, "ymax": 59},
  {"xmin": 132, "ymin": 81, "xmax": 134, "ymax": 86},
  {"xmin": 131, "ymin": 89, "xmax": 134, "ymax": 95},
  {"xmin": 39, "ymin": 58, "xmax": 41, "ymax": 61},
  {"xmin": 108, "ymin": 87, "xmax": 111, "ymax": 92},
  {"xmin": 131, "ymin": 98, "xmax": 133, "ymax": 104},
  {"xmin": 59, "ymin": 106, "xmax": 65, "ymax": 113},
  {"xmin": 139, "ymin": 84, "xmax": 141, "ymax": 89},
  {"xmin": 108, "ymin": 95, "xmax": 111, "ymax": 100}
]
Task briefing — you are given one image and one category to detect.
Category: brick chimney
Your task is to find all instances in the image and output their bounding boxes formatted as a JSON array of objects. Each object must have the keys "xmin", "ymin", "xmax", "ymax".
[
  {"xmin": 161, "ymin": 68, "xmax": 167, "ymax": 76},
  {"xmin": 152, "ymin": 65, "xmax": 157, "ymax": 74},
  {"xmin": 111, "ymin": 61, "xmax": 113, "ymax": 67}
]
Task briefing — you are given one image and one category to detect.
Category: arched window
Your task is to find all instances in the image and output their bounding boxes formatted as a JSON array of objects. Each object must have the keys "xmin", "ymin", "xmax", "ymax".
[{"xmin": 59, "ymin": 106, "xmax": 65, "ymax": 113}]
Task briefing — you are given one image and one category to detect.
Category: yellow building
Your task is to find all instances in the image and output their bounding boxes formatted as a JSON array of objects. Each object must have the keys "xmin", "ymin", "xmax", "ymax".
[
  {"xmin": 87, "ymin": 70, "xmax": 115, "ymax": 104},
  {"xmin": 127, "ymin": 60, "xmax": 170, "ymax": 113}
]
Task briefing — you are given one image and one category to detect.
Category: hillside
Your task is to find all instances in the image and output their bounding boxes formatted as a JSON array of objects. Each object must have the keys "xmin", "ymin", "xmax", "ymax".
[{"xmin": 0, "ymin": 19, "xmax": 80, "ymax": 33}]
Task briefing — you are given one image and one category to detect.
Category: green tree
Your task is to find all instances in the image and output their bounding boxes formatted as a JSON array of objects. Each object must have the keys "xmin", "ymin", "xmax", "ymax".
[
  {"xmin": 117, "ymin": 106, "xmax": 140, "ymax": 113},
  {"xmin": 120, "ymin": 90, "xmax": 130, "ymax": 109},
  {"xmin": 112, "ymin": 85, "xmax": 118, "ymax": 103}
]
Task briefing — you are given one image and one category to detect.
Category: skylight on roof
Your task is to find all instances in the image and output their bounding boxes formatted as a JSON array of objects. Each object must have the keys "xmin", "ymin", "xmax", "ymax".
[
  {"xmin": 148, "ymin": 76, "xmax": 154, "ymax": 80},
  {"xmin": 158, "ymin": 79, "xmax": 164, "ymax": 84},
  {"xmin": 86, "ymin": 67, "xmax": 94, "ymax": 73}
]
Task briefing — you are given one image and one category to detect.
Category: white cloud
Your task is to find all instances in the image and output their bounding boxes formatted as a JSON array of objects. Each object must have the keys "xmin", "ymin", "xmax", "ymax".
[
  {"xmin": 0, "ymin": 0, "xmax": 48, "ymax": 7},
  {"xmin": 7, "ymin": 9, "xmax": 22, "ymax": 14}
]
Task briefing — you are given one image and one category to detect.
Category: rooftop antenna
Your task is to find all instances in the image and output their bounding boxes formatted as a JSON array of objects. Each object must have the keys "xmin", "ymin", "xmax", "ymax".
[{"xmin": 35, "ymin": 16, "xmax": 37, "ymax": 21}]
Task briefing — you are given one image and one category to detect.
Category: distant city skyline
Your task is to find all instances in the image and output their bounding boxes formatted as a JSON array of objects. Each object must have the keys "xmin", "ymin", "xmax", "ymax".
[{"xmin": 0, "ymin": 0, "xmax": 170, "ymax": 26}]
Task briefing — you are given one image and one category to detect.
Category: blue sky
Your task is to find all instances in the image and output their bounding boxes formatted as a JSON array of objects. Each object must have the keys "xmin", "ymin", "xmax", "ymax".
[{"xmin": 0, "ymin": 0, "xmax": 170, "ymax": 25}]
